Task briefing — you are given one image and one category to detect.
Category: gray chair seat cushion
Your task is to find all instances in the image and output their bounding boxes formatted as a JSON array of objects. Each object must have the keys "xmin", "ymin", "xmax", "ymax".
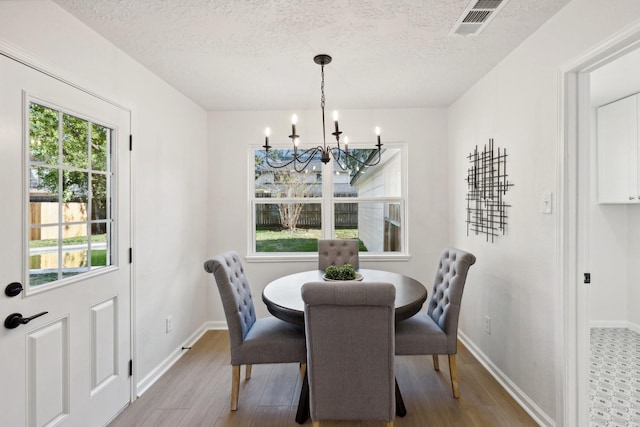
[
  {"xmin": 395, "ymin": 313, "xmax": 448, "ymax": 355},
  {"xmin": 234, "ymin": 316, "xmax": 306, "ymax": 365}
]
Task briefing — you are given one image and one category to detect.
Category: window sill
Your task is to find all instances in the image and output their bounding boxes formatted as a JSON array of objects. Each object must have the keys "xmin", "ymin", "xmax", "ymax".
[{"xmin": 245, "ymin": 253, "xmax": 412, "ymax": 263}]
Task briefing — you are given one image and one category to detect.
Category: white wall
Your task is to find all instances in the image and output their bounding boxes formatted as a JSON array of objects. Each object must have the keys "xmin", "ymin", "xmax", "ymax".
[
  {"xmin": 207, "ymin": 108, "xmax": 449, "ymax": 319},
  {"xmin": 0, "ymin": 1, "xmax": 210, "ymax": 390},
  {"xmin": 448, "ymin": 0, "xmax": 640, "ymax": 423}
]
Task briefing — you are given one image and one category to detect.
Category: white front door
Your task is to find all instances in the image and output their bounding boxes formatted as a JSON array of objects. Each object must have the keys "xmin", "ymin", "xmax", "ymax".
[{"xmin": 0, "ymin": 53, "xmax": 132, "ymax": 426}]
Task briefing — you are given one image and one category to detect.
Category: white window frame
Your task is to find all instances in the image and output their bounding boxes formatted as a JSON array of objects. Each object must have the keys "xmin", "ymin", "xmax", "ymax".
[{"xmin": 247, "ymin": 142, "xmax": 410, "ymax": 262}]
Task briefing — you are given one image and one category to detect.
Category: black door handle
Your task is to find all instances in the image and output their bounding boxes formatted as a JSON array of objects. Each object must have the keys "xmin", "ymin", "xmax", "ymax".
[{"xmin": 4, "ymin": 312, "xmax": 48, "ymax": 329}]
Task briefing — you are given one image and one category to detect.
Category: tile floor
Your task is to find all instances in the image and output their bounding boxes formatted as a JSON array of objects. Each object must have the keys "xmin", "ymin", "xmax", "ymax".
[{"xmin": 590, "ymin": 328, "xmax": 640, "ymax": 426}]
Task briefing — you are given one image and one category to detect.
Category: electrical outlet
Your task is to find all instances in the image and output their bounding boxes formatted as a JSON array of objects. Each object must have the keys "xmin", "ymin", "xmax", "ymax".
[
  {"xmin": 166, "ymin": 315, "xmax": 173, "ymax": 333},
  {"xmin": 483, "ymin": 315, "xmax": 491, "ymax": 334}
]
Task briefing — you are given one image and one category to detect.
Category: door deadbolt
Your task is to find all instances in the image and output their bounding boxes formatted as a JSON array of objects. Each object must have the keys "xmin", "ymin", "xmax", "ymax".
[{"xmin": 4, "ymin": 282, "xmax": 23, "ymax": 297}]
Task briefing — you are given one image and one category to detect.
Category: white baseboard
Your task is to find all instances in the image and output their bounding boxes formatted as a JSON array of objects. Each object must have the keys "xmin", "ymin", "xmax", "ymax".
[
  {"xmin": 206, "ymin": 320, "xmax": 228, "ymax": 330},
  {"xmin": 135, "ymin": 321, "xmax": 227, "ymax": 396},
  {"xmin": 458, "ymin": 331, "xmax": 555, "ymax": 427},
  {"xmin": 590, "ymin": 320, "xmax": 640, "ymax": 333}
]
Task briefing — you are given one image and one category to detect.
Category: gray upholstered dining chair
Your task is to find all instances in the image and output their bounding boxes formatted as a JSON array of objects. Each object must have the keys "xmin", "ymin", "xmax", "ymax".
[
  {"xmin": 203, "ymin": 251, "xmax": 306, "ymax": 410},
  {"xmin": 317, "ymin": 239, "xmax": 359, "ymax": 270},
  {"xmin": 302, "ymin": 281, "xmax": 396, "ymax": 426},
  {"xmin": 395, "ymin": 247, "xmax": 476, "ymax": 398}
]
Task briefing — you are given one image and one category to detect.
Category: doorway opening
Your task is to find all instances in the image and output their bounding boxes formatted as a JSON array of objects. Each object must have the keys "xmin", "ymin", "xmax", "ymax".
[{"xmin": 560, "ymin": 24, "xmax": 640, "ymax": 427}]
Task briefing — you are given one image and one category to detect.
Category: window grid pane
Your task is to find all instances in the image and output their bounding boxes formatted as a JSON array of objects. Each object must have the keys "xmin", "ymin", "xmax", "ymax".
[
  {"xmin": 255, "ymin": 149, "xmax": 322, "ymax": 198},
  {"xmin": 255, "ymin": 202, "xmax": 322, "ymax": 252},
  {"xmin": 62, "ymin": 113, "xmax": 89, "ymax": 169},
  {"xmin": 333, "ymin": 148, "xmax": 402, "ymax": 198},
  {"xmin": 28, "ymin": 102, "xmax": 114, "ymax": 287}
]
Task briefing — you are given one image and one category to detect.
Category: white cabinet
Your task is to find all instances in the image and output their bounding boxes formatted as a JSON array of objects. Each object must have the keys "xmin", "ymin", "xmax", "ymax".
[{"xmin": 597, "ymin": 94, "xmax": 640, "ymax": 203}]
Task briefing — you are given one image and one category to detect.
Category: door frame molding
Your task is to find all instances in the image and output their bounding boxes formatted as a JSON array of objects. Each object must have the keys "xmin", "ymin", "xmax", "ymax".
[
  {"xmin": 557, "ymin": 22, "xmax": 640, "ymax": 427},
  {"xmin": 0, "ymin": 38, "xmax": 137, "ymax": 403}
]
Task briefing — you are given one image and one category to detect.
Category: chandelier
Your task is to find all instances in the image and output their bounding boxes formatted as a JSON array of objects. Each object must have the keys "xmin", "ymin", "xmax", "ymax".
[{"xmin": 262, "ymin": 54, "xmax": 383, "ymax": 172}]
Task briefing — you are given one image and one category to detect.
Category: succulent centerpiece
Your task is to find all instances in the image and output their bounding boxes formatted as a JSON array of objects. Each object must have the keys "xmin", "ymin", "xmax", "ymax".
[{"xmin": 323, "ymin": 264, "xmax": 360, "ymax": 281}]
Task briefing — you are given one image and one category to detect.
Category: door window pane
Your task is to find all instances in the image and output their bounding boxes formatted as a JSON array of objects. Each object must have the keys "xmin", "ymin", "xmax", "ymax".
[
  {"xmin": 91, "ymin": 123, "xmax": 109, "ymax": 171},
  {"xmin": 62, "ymin": 113, "xmax": 89, "ymax": 169},
  {"xmin": 30, "ymin": 166, "xmax": 60, "ymax": 225},
  {"xmin": 91, "ymin": 223, "xmax": 110, "ymax": 267},
  {"xmin": 28, "ymin": 102, "xmax": 114, "ymax": 287},
  {"xmin": 62, "ymin": 235, "xmax": 89, "ymax": 276},
  {"xmin": 29, "ymin": 103, "xmax": 59, "ymax": 164},
  {"xmin": 91, "ymin": 173, "xmax": 108, "ymax": 220}
]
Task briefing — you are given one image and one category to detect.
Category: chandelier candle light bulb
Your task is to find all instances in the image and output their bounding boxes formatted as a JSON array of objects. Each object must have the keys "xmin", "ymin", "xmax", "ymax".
[
  {"xmin": 291, "ymin": 114, "xmax": 298, "ymax": 137},
  {"xmin": 263, "ymin": 127, "xmax": 272, "ymax": 151}
]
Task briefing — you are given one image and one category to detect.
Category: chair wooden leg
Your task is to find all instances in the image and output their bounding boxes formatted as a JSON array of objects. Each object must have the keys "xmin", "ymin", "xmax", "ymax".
[
  {"xmin": 300, "ymin": 362, "xmax": 306, "ymax": 378},
  {"xmin": 386, "ymin": 422, "xmax": 394, "ymax": 427},
  {"xmin": 312, "ymin": 421, "xmax": 320, "ymax": 427},
  {"xmin": 231, "ymin": 365, "xmax": 240, "ymax": 410},
  {"xmin": 395, "ymin": 378, "xmax": 407, "ymax": 417},
  {"xmin": 448, "ymin": 354, "xmax": 460, "ymax": 398},
  {"xmin": 245, "ymin": 364, "xmax": 252, "ymax": 380},
  {"xmin": 432, "ymin": 354, "xmax": 440, "ymax": 371}
]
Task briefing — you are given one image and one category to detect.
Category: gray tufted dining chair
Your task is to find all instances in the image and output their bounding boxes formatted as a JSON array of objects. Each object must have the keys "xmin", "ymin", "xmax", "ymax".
[
  {"xmin": 317, "ymin": 239, "xmax": 359, "ymax": 271},
  {"xmin": 303, "ymin": 281, "xmax": 396, "ymax": 426},
  {"xmin": 394, "ymin": 247, "xmax": 476, "ymax": 398},
  {"xmin": 203, "ymin": 251, "xmax": 306, "ymax": 410}
]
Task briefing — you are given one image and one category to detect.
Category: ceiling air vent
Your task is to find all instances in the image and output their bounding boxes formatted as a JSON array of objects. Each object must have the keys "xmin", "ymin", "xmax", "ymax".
[{"xmin": 450, "ymin": 0, "xmax": 510, "ymax": 36}]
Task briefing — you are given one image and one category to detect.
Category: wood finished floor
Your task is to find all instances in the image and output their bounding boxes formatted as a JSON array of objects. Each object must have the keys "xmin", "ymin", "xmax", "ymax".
[{"xmin": 109, "ymin": 330, "xmax": 538, "ymax": 427}]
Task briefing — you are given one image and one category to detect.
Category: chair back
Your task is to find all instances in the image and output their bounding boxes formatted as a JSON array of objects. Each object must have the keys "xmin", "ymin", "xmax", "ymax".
[
  {"xmin": 427, "ymin": 248, "xmax": 476, "ymax": 351},
  {"xmin": 302, "ymin": 281, "xmax": 395, "ymax": 422},
  {"xmin": 317, "ymin": 239, "xmax": 359, "ymax": 270},
  {"xmin": 204, "ymin": 251, "xmax": 256, "ymax": 350}
]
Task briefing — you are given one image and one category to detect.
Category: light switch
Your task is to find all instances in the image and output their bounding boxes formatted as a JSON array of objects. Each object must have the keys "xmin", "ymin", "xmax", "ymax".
[{"xmin": 541, "ymin": 192, "xmax": 552, "ymax": 214}]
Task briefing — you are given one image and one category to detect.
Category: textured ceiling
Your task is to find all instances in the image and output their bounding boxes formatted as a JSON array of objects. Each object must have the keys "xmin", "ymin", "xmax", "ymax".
[{"xmin": 52, "ymin": 0, "xmax": 571, "ymax": 111}]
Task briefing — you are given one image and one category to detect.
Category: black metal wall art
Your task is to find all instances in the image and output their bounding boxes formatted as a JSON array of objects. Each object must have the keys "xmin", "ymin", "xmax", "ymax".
[{"xmin": 466, "ymin": 138, "xmax": 513, "ymax": 242}]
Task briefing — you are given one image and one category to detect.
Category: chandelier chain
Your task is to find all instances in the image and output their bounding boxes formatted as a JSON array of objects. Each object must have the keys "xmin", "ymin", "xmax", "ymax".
[
  {"xmin": 320, "ymin": 64, "xmax": 327, "ymax": 150},
  {"xmin": 320, "ymin": 64, "xmax": 325, "ymax": 110}
]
